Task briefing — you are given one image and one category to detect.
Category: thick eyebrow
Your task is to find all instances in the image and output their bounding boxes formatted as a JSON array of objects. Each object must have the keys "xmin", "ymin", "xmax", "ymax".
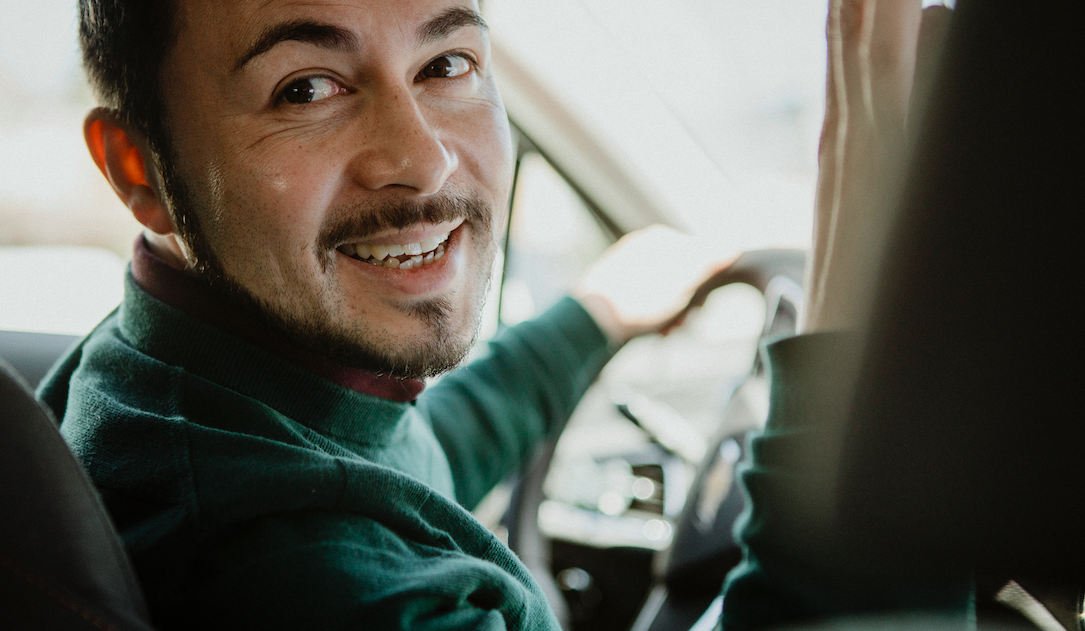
[
  {"xmin": 234, "ymin": 20, "xmax": 360, "ymax": 72},
  {"xmin": 416, "ymin": 7, "xmax": 488, "ymax": 45}
]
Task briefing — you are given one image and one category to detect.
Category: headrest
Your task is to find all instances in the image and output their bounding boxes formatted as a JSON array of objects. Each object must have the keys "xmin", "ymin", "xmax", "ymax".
[{"xmin": 0, "ymin": 359, "xmax": 154, "ymax": 630}]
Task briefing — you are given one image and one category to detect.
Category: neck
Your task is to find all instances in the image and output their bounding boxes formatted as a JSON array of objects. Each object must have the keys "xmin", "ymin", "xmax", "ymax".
[{"xmin": 142, "ymin": 230, "xmax": 189, "ymax": 270}]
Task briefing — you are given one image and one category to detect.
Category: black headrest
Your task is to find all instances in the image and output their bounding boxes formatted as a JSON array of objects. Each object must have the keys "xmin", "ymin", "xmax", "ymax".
[{"xmin": 0, "ymin": 359, "xmax": 154, "ymax": 630}]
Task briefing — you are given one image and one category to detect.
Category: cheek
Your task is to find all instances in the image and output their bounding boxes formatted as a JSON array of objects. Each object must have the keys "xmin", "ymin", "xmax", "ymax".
[
  {"xmin": 218, "ymin": 140, "xmax": 341, "ymax": 245},
  {"xmin": 450, "ymin": 103, "xmax": 515, "ymax": 221},
  {"xmin": 476, "ymin": 97, "xmax": 516, "ymax": 184},
  {"xmin": 482, "ymin": 120, "xmax": 515, "ymax": 238}
]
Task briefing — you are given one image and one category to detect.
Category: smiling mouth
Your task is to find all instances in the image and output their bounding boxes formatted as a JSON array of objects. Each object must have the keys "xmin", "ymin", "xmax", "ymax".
[{"xmin": 336, "ymin": 230, "xmax": 450, "ymax": 270}]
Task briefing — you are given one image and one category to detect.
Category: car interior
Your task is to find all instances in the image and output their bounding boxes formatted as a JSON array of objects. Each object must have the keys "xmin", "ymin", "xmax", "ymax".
[{"xmin": 1, "ymin": 0, "xmax": 1081, "ymax": 630}]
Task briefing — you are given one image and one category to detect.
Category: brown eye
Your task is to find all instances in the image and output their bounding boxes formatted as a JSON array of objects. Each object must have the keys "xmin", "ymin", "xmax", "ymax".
[
  {"xmin": 282, "ymin": 77, "xmax": 342, "ymax": 105},
  {"xmin": 419, "ymin": 54, "xmax": 472, "ymax": 80}
]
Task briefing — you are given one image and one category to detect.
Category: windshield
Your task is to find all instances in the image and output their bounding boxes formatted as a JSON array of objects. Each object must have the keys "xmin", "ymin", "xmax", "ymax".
[{"xmin": 485, "ymin": 0, "xmax": 827, "ymax": 252}]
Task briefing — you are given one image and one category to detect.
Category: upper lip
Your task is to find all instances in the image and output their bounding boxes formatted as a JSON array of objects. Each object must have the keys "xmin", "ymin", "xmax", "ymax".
[{"xmin": 339, "ymin": 219, "xmax": 465, "ymax": 248}]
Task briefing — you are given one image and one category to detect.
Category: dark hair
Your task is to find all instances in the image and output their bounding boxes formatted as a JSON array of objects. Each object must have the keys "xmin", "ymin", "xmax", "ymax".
[
  {"xmin": 79, "ymin": 0, "xmax": 222, "ymax": 274},
  {"xmin": 79, "ymin": 0, "xmax": 177, "ymax": 164}
]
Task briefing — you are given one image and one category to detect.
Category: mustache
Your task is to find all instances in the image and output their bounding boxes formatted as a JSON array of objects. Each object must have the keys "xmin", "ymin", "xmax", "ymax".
[{"xmin": 317, "ymin": 192, "xmax": 492, "ymax": 253}]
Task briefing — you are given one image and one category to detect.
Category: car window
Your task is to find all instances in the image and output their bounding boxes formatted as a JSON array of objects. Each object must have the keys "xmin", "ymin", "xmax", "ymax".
[
  {"xmin": 484, "ymin": 0, "xmax": 826, "ymax": 251},
  {"xmin": 0, "ymin": 0, "xmax": 140, "ymax": 335},
  {"xmin": 501, "ymin": 150, "xmax": 613, "ymax": 326}
]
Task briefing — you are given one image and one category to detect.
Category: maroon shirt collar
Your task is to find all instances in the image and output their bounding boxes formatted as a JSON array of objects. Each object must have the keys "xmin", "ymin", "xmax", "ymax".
[{"xmin": 130, "ymin": 236, "xmax": 425, "ymax": 402}]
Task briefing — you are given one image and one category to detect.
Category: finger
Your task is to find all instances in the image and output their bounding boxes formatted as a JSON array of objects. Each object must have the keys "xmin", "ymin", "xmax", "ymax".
[
  {"xmin": 834, "ymin": 0, "xmax": 922, "ymax": 128},
  {"xmin": 807, "ymin": 0, "xmax": 924, "ymax": 332},
  {"xmin": 810, "ymin": 0, "xmax": 858, "ymax": 320},
  {"xmin": 657, "ymin": 310, "xmax": 690, "ymax": 337}
]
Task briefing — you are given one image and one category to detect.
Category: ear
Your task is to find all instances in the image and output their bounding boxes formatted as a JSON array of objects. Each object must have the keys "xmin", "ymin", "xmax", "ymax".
[{"xmin": 84, "ymin": 108, "xmax": 174, "ymax": 236}]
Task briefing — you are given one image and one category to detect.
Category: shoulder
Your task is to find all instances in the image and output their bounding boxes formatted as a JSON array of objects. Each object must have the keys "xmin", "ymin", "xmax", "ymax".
[{"xmin": 166, "ymin": 508, "xmax": 554, "ymax": 630}]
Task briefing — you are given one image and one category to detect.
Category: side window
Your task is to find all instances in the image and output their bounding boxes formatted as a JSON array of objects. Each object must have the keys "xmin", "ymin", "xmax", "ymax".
[
  {"xmin": 500, "ymin": 151, "xmax": 613, "ymax": 327},
  {"xmin": 1, "ymin": 4, "xmax": 138, "ymax": 337}
]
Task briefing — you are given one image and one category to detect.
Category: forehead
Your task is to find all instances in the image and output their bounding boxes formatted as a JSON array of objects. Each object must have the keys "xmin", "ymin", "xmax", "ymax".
[{"xmin": 171, "ymin": 0, "xmax": 483, "ymax": 61}]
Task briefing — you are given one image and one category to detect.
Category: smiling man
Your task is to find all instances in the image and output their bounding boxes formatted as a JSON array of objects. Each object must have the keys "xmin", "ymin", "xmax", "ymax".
[{"xmin": 37, "ymin": 0, "xmax": 728, "ymax": 629}]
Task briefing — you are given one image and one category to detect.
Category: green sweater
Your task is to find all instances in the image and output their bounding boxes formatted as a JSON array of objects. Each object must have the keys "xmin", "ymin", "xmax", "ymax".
[
  {"xmin": 719, "ymin": 334, "xmax": 973, "ymax": 630},
  {"xmin": 39, "ymin": 274, "xmax": 613, "ymax": 630}
]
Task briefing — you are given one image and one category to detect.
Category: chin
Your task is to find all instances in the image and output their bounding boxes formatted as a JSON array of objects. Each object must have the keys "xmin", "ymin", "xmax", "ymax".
[{"xmin": 315, "ymin": 289, "xmax": 484, "ymax": 379}]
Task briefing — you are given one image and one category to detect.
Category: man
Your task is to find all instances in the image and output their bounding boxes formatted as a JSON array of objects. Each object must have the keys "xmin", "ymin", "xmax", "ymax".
[{"xmin": 40, "ymin": 0, "xmax": 728, "ymax": 629}]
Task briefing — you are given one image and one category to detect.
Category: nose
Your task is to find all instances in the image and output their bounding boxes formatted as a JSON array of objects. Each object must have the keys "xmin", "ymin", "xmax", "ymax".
[{"xmin": 349, "ymin": 86, "xmax": 458, "ymax": 195}]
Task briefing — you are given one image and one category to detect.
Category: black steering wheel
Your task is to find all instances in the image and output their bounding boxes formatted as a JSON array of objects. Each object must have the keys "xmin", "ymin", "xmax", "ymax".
[{"xmin": 506, "ymin": 248, "xmax": 807, "ymax": 631}]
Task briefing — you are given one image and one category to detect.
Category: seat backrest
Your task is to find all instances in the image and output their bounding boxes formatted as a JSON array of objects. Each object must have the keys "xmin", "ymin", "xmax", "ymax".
[
  {"xmin": 0, "ymin": 358, "xmax": 155, "ymax": 630},
  {"xmin": 836, "ymin": 0, "xmax": 1084, "ymax": 580}
]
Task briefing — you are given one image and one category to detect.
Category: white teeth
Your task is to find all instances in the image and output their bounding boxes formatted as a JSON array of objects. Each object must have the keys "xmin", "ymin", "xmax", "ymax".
[
  {"xmin": 419, "ymin": 237, "xmax": 439, "ymax": 253},
  {"xmin": 420, "ymin": 232, "xmax": 450, "ymax": 253},
  {"xmin": 343, "ymin": 230, "xmax": 452, "ymax": 269},
  {"xmin": 400, "ymin": 255, "xmax": 423, "ymax": 271}
]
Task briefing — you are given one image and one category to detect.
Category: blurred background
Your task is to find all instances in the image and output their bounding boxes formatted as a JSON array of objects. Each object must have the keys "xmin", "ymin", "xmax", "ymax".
[{"xmin": 0, "ymin": 0, "xmax": 138, "ymax": 334}]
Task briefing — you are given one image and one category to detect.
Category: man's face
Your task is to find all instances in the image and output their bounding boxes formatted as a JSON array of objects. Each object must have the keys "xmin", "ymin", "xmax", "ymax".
[{"xmin": 157, "ymin": 0, "xmax": 513, "ymax": 378}]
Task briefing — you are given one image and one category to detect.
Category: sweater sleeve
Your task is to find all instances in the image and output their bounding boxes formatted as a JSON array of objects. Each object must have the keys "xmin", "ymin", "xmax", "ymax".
[
  {"xmin": 161, "ymin": 510, "xmax": 559, "ymax": 631},
  {"xmin": 719, "ymin": 333, "xmax": 973, "ymax": 630},
  {"xmin": 417, "ymin": 297, "xmax": 614, "ymax": 510}
]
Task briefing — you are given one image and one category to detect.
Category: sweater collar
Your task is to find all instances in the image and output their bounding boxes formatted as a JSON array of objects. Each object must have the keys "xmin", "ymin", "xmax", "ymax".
[{"xmin": 130, "ymin": 236, "xmax": 425, "ymax": 402}]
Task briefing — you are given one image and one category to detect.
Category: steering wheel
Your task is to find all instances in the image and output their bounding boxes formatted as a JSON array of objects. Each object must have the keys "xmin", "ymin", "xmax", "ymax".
[{"xmin": 505, "ymin": 248, "xmax": 807, "ymax": 631}]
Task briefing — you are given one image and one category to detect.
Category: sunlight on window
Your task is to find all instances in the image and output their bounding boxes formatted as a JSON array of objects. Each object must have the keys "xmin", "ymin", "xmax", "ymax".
[
  {"xmin": 486, "ymin": 0, "xmax": 826, "ymax": 251},
  {"xmin": 1, "ymin": 1, "xmax": 140, "ymax": 334},
  {"xmin": 502, "ymin": 153, "xmax": 611, "ymax": 325},
  {"xmin": 0, "ymin": 247, "xmax": 125, "ymax": 335}
]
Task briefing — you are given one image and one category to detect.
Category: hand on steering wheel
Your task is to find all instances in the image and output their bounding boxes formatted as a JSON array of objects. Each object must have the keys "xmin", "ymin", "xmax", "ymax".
[{"xmin": 573, "ymin": 225, "xmax": 740, "ymax": 346}]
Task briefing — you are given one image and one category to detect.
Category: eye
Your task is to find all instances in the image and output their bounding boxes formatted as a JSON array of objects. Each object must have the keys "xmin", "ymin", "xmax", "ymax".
[
  {"xmin": 417, "ymin": 54, "xmax": 473, "ymax": 81},
  {"xmin": 281, "ymin": 76, "xmax": 345, "ymax": 105}
]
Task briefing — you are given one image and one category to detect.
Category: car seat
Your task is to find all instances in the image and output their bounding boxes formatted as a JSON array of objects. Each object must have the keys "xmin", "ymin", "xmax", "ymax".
[{"xmin": 0, "ymin": 357, "xmax": 155, "ymax": 630}]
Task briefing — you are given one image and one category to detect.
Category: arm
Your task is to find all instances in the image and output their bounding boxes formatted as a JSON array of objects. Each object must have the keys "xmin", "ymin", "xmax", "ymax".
[
  {"xmin": 422, "ymin": 226, "xmax": 739, "ymax": 510},
  {"xmin": 803, "ymin": 0, "xmax": 921, "ymax": 334},
  {"xmin": 419, "ymin": 297, "xmax": 614, "ymax": 510}
]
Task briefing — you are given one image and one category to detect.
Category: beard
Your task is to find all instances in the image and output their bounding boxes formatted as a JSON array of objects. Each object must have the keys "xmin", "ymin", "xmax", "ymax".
[{"xmin": 154, "ymin": 143, "xmax": 498, "ymax": 381}]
